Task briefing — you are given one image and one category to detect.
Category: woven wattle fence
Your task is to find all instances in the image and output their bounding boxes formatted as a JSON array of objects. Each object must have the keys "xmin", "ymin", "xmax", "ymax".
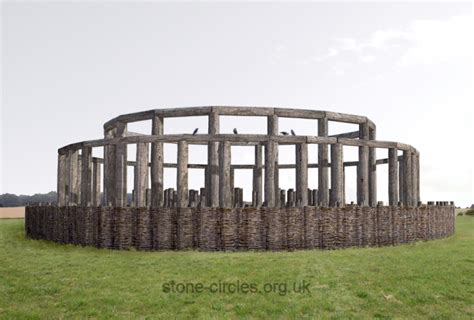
[{"xmin": 25, "ymin": 205, "xmax": 455, "ymax": 251}]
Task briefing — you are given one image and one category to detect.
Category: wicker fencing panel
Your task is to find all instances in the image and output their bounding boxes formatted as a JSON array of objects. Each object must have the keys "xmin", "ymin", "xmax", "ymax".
[{"xmin": 176, "ymin": 207, "xmax": 194, "ymax": 250}]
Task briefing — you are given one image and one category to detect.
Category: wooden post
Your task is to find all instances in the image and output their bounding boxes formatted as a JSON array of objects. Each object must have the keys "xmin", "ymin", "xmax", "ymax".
[
  {"xmin": 134, "ymin": 142, "xmax": 149, "ymax": 207},
  {"xmin": 368, "ymin": 128, "xmax": 377, "ymax": 206},
  {"xmin": 80, "ymin": 146, "xmax": 93, "ymax": 206},
  {"xmin": 330, "ymin": 143, "xmax": 343, "ymax": 207},
  {"xmin": 219, "ymin": 141, "xmax": 232, "ymax": 207},
  {"xmin": 295, "ymin": 143, "xmax": 308, "ymax": 206},
  {"xmin": 177, "ymin": 140, "xmax": 189, "ymax": 207},
  {"xmin": 67, "ymin": 150, "xmax": 79, "ymax": 205},
  {"xmin": 388, "ymin": 148, "xmax": 399, "ymax": 206},
  {"xmin": 103, "ymin": 128, "xmax": 115, "ymax": 206},
  {"xmin": 402, "ymin": 150, "xmax": 413, "ymax": 206},
  {"xmin": 114, "ymin": 122, "xmax": 127, "ymax": 207},
  {"xmin": 264, "ymin": 140, "xmax": 277, "ymax": 207},
  {"xmin": 151, "ymin": 115, "xmax": 164, "ymax": 207},
  {"xmin": 253, "ymin": 144, "xmax": 263, "ymax": 207},
  {"xmin": 92, "ymin": 158, "xmax": 101, "ymax": 206},
  {"xmin": 399, "ymin": 156, "xmax": 404, "ymax": 205},
  {"xmin": 207, "ymin": 110, "xmax": 220, "ymax": 207},
  {"xmin": 410, "ymin": 151, "xmax": 417, "ymax": 206},
  {"xmin": 415, "ymin": 152, "xmax": 420, "ymax": 203},
  {"xmin": 357, "ymin": 122, "xmax": 369, "ymax": 206},
  {"xmin": 318, "ymin": 117, "xmax": 329, "ymax": 206},
  {"xmin": 268, "ymin": 114, "xmax": 279, "ymax": 206},
  {"xmin": 57, "ymin": 153, "xmax": 67, "ymax": 206}
]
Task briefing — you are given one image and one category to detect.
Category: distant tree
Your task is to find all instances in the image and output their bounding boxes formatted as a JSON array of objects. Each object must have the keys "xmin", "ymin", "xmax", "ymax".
[{"xmin": 0, "ymin": 192, "xmax": 57, "ymax": 207}]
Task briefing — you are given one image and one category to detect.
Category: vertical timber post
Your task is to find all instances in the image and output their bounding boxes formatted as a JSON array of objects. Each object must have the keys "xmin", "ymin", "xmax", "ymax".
[
  {"xmin": 151, "ymin": 114, "xmax": 164, "ymax": 207},
  {"xmin": 268, "ymin": 113, "xmax": 279, "ymax": 206},
  {"xmin": 388, "ymin": 148, "xmax": 399, "ymax": 206},
  {"xmin": 219, "ymin": 141, "xmax": 232, "ymax": 207},
  {"xmin": 402, "ymin": 150, "xmax": 413, "ymax": 206},
  {"xmin": 57, "ymin": 153, "xmax": 67, "ymax": 206},
  {"xmin": 264, "ymin": 140, "xmax": 276, "ymax": 207},
  {"xmin": 177, "ymin": 140, "xmax": 189, "ymax": 207},
  {"xmin": 80, "ymin": 146, "xmax": 93, "ymax": 206},
  {"xmin": 368, "ymin": 127, "xmax": 377, "ymax": 206},
  {"xmin": 357, "ymin": 122, "xmax": 369, "ymax": 206},
  {"xmin": 252, "ymin": 144, "xmax": 263, "ymax": 207},
  {"xmin": 67, "ymin": 150, "xmax": 79, "ymax": 205},
  {"xmin": 207, "ymin": 110, "xmax": 220, "ymax": 207},
  {"xmin": 103, "ymin": 128, "xmax": 115, "ymax": 206},
  {"xmin": 92, "ymin": 158, "xmax": 101, "ymax": 206},
  {"xmin": 114, "ymin": 122, "xmax": 127, "ymax": 207},
  {"xmin": 134, "ymin": 142, "xmax": 149, "ymax": 207},
  {"xmin": 330, "ymin": 143, "xmax": 343, "ymax": 206},
  {"xmin": 318, "ymin": 116, "xmax": 329, "ymax": 206},
  {"xmin": 295, "ymin": 143, "xmax": 308, "ymax": 206}
]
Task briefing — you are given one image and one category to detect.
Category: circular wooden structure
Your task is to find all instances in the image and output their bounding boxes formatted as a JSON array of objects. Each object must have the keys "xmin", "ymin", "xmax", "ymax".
[{"xmin": 25, "ymin": 107, "xmax": 455, "ymax": 251}]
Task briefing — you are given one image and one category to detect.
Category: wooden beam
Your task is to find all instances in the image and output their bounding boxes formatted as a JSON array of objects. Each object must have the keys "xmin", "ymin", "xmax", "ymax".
[
  {"xmin": 150, "ymin": 115, "xmax": 164, "ymax": 207},
  {"xmin": 357, "ymin": 122, "xmax": 369, "ymax": 206},
  {"xmin": 114, "ymin": 122, "xmax": 127, "ymax": 207},
  {"xmin": 402, "ymin": 150, "xmax": 413, "ymax": 206},
  {"xmin": 295, "ymin": 143, "xmax": 308, "ymax": 206},
  {"xmin": 134, "ymin": 142, "xmax": 149, "ymax": 207},
  {"xmin": 57, "ymin": 153, "xmax": 67, "ymax": 206},
  {"xmin": 264, "ymin": 140, "xmax": 277, "ymax": 207},
  {"xmin": 318, "ymin": 117, "xmax": 329, "ymax": 206},
  {"xmin": 103, "ymin": 128, "xmax": 115, "ymax": 206},
  {"xmin": 388, "ymin": 148, "xmax": 398, "ymax": 206},
  {"xmin": 369, "ymin": 128, "xmax": 377, "ymax": 206},
  {"xmin": 67, "ymin": 150, "xmax": 80, "ymax": 205},
  {"xmin": 330, "ymin": 143, "xmax": 344, "ymax": 207},
  {"xmin": 92, "ymin": 158, "xmax": 101, "ymax": 206},
  {"xmin": 80, "ymin": 146, "xmax": 93, "ymax": 206},
  {"xmin": 207, "ymin": 111, "xmax": 220, "ymax": 207},
  {"xmin": 177, "ymin": 140, "xmax": 189, "ymax": 207},
  {"xmin": 219, "ymin": 141, "xmax": 232, "ymax": 207},
  {"xmin": 253, "ymin": 144, "xmax": 263, "ymax": 207}
]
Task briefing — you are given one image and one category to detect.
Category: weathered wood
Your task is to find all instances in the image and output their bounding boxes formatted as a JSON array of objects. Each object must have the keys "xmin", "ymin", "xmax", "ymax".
[
  {"xmin": 114, "ymin": 122, "xmax": 127, "ymax": 207},
  {"xmin": 275, "ymin": 108, "xmax": 324, "ymax": 119},
  {"xmin": 415, "ymin": 153, "xmax": 420, "ymax": 203},
  {"xmin": 57, "ymin": 153, "xmax": 67, "ymax": 206},
  {"xmin": 80, "ymin": 146, "xmax": 93, "ymax": 206},
  {"xmin": 134, "ymin": 142, "xmax": 149, "ymax": 207},
  {"xmin": 264, "ymin": 140, "xmax": 277, "ymax": 207},
  {"xmin": 330, "ymin": 143, "xmax": 344, "ymax": 207},
  {"xmin": 325, "ymin": 111, "xmax": 367, "ymax": 124},
  {"xmin": 214, "ymin": 106, "xmax": 274, "ymax": 116},
  {"xmin": 103, "ymin": 128, "xmax": 115, "ymax": 206},
  {"xmin": 207, "ymin": 111, "xmax": 220, "ymax": 207},
  {"xmin": 388, "ymin": 148, "xmax": 399, "ymax": 206},
  {"xmin": 267, "ymin": 114, "xmax": 279, "ymax": 207},
  {"xmin": 219, "ymin": 141, "xmax": 232, "ymax": 207},
  {"xmin": 295, "ymin": 143, "xmax": 308, "ymax": 206},
  {"xmin": 252, "ymin": 145, "xmax": 263, "ymax": 207},
  {"xmin": 410, "ymin": 151, "xmax": 418, "ymax": 205},
  {"xmin": 92, "ymin": 159, "xmax": 101, "ymax": 206},
  {"xmin": 402, "ymin": 150, "xmax": 413, "ymax": 206},
  {"xmin": 67, "ymin": 150, "xmax": 80, "ymax": 205},
  {"xmin": 318, "ymin": 117, "xmax": 329, "ymax": 206},
  {"xmin": 329, "ymin": 131, "xmax": 360, "ymax": 139},
  {"xmin": 177, "ymin": 141, "xmax": 189, "ymax": 207},
  {"xmin": 357, "ymin": 122, "xmax": 369, "ymax": 206},
  {"xmin": 368, "ymin": 128, "xmax": 377, "ymax": 206},
  {"xmin": 399, "ymin": 157, "xmax": 405, "ymax": 205},
  {"xmin": 150, "ymin": 115, "xmax": 164, "ymax": 207}
]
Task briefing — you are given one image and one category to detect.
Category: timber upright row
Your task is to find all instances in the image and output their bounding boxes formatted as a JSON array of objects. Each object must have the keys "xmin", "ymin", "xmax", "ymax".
[{"xmin": 26, "ymin": 107, "xmax": 455, "ymax": 250}]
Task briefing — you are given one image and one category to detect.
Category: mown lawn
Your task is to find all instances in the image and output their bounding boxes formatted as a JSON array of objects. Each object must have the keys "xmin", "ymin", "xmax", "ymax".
[{"xmin": 1, "ymin": 217, "xmax": 473, "ymax": 319}]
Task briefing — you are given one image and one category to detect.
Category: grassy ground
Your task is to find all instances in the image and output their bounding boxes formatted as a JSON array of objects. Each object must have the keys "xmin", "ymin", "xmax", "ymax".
[{"xmin": 1, "ymin": 218, "xmax": 473, "ymax": 319}]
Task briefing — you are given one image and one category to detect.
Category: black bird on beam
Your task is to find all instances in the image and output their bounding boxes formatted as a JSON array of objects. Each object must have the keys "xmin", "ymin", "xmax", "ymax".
[
  {"xmin": 280, "ymin": 131, "xmax": 289, "ymax": 135},
  {"xmin": 291, "ymin": 129, "xmax": 296, "ymax": 136},
  {"xmin": 233, "ymin": 128, "xmax": 238, "ymax": 134},
  {"xmin": 192, "ymin": 128, "xmax": 199, "ymax": 135}
]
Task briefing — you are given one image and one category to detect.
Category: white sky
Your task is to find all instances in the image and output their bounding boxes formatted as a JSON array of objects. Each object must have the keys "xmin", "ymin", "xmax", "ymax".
[{"xmin": 1, "ymin": 2, "xmax": 473, "ymax": 207}]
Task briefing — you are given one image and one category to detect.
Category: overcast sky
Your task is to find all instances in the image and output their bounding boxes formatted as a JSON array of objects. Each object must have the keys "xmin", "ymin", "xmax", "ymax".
[{"xmin": 1, "ymin": 2, "xmax": 472, "ymax": 207}]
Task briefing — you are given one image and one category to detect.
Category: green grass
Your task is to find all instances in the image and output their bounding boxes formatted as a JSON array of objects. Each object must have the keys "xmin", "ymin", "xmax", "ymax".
[{"xmin": 1, "ymin": 218, "xmax": 473, "ymax": 319}]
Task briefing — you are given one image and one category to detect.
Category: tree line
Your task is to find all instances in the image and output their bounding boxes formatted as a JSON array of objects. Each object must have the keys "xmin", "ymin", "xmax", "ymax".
[{"xmin": 0, "ymin": 192, "xmax": 57, "ymax": 207}]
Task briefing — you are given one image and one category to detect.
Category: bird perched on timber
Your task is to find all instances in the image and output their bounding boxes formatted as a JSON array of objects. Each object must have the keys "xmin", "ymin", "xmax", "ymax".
[
  {"xmin": 291, "ymin": 129, "xmax": 296, "ymax": 136},
  {"xmin": 192, "ymin": 128, "xmax": 198, "ymax": 135},
  {"xmin": 280, "ymin": 131, "xmax": 289, "ymax": 135},
  {"xmin": 233, "ymin": 128, "xmax": 238, "ymax": 134}
]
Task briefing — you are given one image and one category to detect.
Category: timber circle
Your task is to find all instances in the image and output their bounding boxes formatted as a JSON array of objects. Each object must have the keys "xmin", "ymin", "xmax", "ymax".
[{"xmin": 26, "ymin": 106, "xmax": 455, "ymax": 251}]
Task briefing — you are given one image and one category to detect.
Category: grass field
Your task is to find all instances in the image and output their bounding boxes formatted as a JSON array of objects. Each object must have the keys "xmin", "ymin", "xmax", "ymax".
[{"xmin": 1, "ymin": 217, "xmax": 473, "ymax": 319}]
